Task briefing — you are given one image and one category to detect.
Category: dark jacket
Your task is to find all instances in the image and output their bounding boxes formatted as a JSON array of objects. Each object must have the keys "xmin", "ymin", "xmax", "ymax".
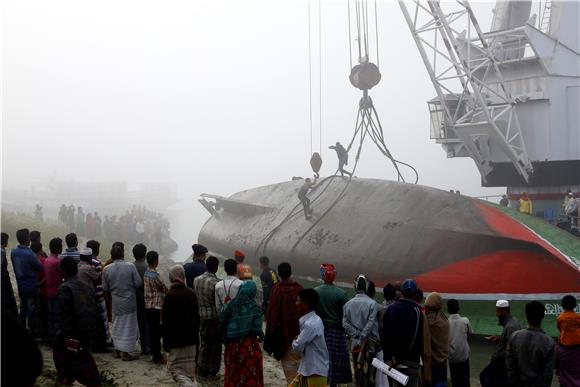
[
  {"xmin": 507, "ymin": 327, "xmax": 555, "ymax": 387},
  {"xmin": 491, "ymin": 315, "xmax": 521, "ymax": 368},
  {"xmin": 58, "ymin": 275, "xmax": 97, "ymax": 342},
  {"xmin": 11, "ymin": 245, "xmax": 43, "ymax": 294},
  {"xmin": 382, "ymin": 298, "xmax": 424, "ymax": 367},
  {"xmin": 162, "ymin": 283, "xmax": 200, "ymax": 349},
  {"xmin": 1, "ymin": 248, "xmax": 18, "ymax": 315}
]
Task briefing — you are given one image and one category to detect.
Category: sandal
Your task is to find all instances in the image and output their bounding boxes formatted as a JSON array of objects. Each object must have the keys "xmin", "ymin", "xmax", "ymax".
[{"xmin": 121, "ymin": 352, "xmax": 139, "ymax": 361}]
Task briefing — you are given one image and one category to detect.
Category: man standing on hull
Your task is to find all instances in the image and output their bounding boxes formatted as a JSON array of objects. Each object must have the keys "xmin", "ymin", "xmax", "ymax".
[{"xmin": 329, "ymin": 142, "xmax": 352, "ymax": 177}]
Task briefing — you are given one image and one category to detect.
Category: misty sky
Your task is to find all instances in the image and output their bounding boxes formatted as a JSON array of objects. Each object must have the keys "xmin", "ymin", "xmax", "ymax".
[{"xmin": 2, "ymin": 0, "xmax": 507, "ymax": 258}]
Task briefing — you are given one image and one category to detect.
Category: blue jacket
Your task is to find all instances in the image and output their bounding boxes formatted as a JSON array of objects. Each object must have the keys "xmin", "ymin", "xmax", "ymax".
[{"xmin": 11, "ymin": 245, "xmax": 43, "ymax": 294}]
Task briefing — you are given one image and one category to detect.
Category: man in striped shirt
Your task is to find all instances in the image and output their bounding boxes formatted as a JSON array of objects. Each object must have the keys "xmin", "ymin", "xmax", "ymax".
[{"xmin": 193, "ymin": 256, "xmax": 221, "ymax": 379}]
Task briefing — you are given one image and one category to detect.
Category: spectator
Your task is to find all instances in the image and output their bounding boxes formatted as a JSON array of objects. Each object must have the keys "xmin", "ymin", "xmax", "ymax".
[
  {"xmin": 381, "ymin": 278, "xmax": 424, "ymax": 387},
  {"xmin": 314, "ymin": 263, "xmax": 352, "ymax": 386},
  {"xmin": 555, "ymin": 295, "xmax": 580, "ymax": 385},
  {"xmin": 215, "ymin": 259, "xmax": 243, "ymax": 315},
  {"xmin": 162, "ymin": 265, "xmax": 200, "ymax": 386},
  {"xmin": 184, "ymin": 243, "xmax": 208, "ymax": 288},
  {"xmin": 506, "ymin": 301, "xmax": 555, "ymax": 387},
  {"xmin": 31, "ymin": 241, "xmax": 48, "ymax": 339},
  {"xmin": 53, "ymin": 256, "xmax": 101, "ymax": 387},
  {"xmin": 425, "ymin": 292, "xmax": 449, "ymax": 387},
  {"xmin": 44, "ymin": 238, "xmax": 64, "ymax": 344},
  {"xmin": 132, "ymin": 243, "xmax": 150, "ymax": 356},
  {"xmin": 11, "ymin": 228, "xmax": 43, "ymax": 334},
  {"xmin": 234, "ymin": 249, "xmax": 253, "ymax": 281},
  {"xmin": 343, "ymin": 274, "xmax": 380, "ymax": 386},
  {"xmin": 447, "ymin": 299, "xmax": 472, "ymax": 387},
  {"xmin": 1, "ymin": 308, "xmax": 43, "ymax": 387},
  {"xmin": 565, "ymin": 193, "xmax": 579, "ymax": 227},
  {"xmin": 86, "ymin": 240, "xmax": 112, "ymax": 349},
  {"xmin": 265, "ymin": 262, "xmax": 304, "ymax": 384},
  {"xmin": 289, "ymin": 288, "xmax": 329, "ymax": 387},
  {"xmin": 102, "ymin": 244, "xmax": 142, "ymax": 361},
  {"xmin": 480, "ymin": 300, "xmax": 521, "ymax": 387},
  {"xmin": 61, "ymin": 233, "xmax": 80, "ymax": 262},
  {"xmin": 220, "ymin": 280, "xmax": 264, "ymax": 386},
  {"xmin": 193, "ymin": 255, "xmax": 222, "ymax": 379},
  {"xmin": 518, "ymin": 192, "xmax": 533, "ymax": 215},
  {"xmin": 258, "ymin": 255, "xmax": 279, "ymax": 315},
  {"xmin": 144, "ymin": 251, "xmax": 168, "ymax": 364},
  {"xmin": 1, "ymin": 232, "xmax": 18, "ymax": 316},
  {"xmin": 499, "ymin": 195, "xmax": 509, "ymax": 207}
]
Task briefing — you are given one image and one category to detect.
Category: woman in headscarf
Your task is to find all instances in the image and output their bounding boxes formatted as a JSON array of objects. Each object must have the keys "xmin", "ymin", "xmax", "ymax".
[
  {"xmin": 220, "ymin": 280, "xmax": 264, "ymax": 387},
  {"xmin": 162, "ymin": 265, "xmax": 200, "ymax": 387},
  {"xmin": 425, "ymin": 292, "xmax": 450, "ymax": 387}
]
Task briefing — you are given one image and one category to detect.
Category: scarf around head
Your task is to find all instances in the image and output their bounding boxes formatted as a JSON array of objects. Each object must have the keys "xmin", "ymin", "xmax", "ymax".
[{"xmin": 220, "ymin": 280, "xmax": 263, "ymax": 343}]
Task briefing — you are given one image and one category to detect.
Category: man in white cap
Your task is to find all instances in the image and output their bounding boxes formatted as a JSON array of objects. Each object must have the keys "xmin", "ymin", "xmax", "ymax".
[
  {"xmin": 480, "ymin": 300, "xmax": 522, "ymax": 387},
  {"xmin": 77, "ymin": 247, "xmax": 98, "ymax": 287}
]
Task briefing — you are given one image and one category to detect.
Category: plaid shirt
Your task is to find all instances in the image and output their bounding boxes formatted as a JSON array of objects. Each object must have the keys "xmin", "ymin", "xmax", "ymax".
[
  {"xmin": 193, "ymin": 271, "xmax": 220, "ymax": 320},
  {"xmin": 144, "ymin": 268, "xmax": 168, "ymax": 310}
]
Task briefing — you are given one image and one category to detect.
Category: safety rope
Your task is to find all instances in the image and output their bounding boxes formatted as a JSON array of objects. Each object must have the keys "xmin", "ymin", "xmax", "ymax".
[
  {"xmin": 319, "ymin": 0, "xmax": 323, "ymax": 156},
  {"xmin": 308, "ymin": 0, "xmax": 313, "ymax": 157}
]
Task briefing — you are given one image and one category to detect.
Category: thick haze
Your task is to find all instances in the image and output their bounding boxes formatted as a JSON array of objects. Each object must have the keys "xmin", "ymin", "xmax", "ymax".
[{"xmin": 2, "ymin": 0, "xmax": 504, "ymax": 260}]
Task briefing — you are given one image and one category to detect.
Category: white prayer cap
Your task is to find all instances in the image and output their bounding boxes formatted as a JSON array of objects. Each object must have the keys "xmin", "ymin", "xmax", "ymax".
[
  {"xmin": 496, "ymin": 299, "xmax": 510, "ymax": 308},
  {"xmin": 79, "ymin": 247, "xmax": 93, "ymax": 256}
]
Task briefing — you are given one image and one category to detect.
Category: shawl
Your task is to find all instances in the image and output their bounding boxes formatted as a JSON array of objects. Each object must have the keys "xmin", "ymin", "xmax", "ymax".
[{"xmin": 221, "ymin": 280, "xmax": 263, "ymax": 343}]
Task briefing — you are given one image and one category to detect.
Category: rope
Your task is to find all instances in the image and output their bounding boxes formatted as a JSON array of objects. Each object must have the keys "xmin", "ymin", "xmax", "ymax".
[
  {"xmin": 355, "ymin": 0, "xmax": 362, "ymax": 61},
  {"xmin": 287, "ymin": 114, "xmax": 368, "ymax": 259},
  {"xmin": 319, "ymin": 0, "xmax": 322, "ymax": 156},
  {"xmin": 253, "ymin": 173, "xmax": 341, "ymax": 258},
  {"xmin": 308, "ymin": 0, "xmax": 313, "ymax": 157},
  {"xmin": 374, "ymin": 0, "xmax": 379, "ymax": 67},
  {"xmin": 347, "ymin": 1, "xmax": 353, "ymax": 70}
]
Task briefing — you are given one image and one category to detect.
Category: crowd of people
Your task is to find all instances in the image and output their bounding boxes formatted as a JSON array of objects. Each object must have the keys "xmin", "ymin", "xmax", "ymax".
[
  {"xmin": 2, "ymin": 229, "xmax": 579, "ymax": 387},
  {"xmin": 55, "ymin": 204, "xmax": 172, "ymax": 250}
]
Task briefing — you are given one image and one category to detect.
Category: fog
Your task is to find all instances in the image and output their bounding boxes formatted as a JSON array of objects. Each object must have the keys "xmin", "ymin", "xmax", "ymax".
[{"xmin": 1, "ymin": 0, "xmax": 504, "ymax": 260}]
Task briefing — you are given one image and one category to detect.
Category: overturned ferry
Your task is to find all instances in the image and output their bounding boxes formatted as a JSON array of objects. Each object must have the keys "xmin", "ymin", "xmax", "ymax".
[{"xmin": 199, "ymin": 177, "xmax": 580, "ymax": 336}]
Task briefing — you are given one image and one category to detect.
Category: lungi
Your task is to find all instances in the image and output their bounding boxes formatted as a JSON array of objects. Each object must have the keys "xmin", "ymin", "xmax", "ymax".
[
  {"xmin": 556, "ymin": 343, "xmax": 580, "ymax": 387},
  {"xmin": 167, "ymin": 345, "xmax": 197, "ymax": 387},
  {"xmin": 324, "ymin": 326, "xmax": 353, "ymax": 384},
  {"xmin": 224, "ymin": 336, "xmax": 264, "ymax": 387},
  {"xmin": 111, "ymin": 312, "xmax": 139, "ymax": 353},
  {"xmin": 281, "ymin": 350, "xmax": 302, "ymax": 384},
  {"xmin": 197, "ymin": 318, "xmax": 222, "ymax": 377},
  {"xmin": 52, "ymin": 334, "xmax": 101, "ymax": 386}
]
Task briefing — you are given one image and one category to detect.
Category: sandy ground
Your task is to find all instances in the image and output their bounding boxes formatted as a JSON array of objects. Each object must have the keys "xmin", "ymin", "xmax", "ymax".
[{"xmin": 35, "ymin": 343, "xmax": 288, "ymax": 387}]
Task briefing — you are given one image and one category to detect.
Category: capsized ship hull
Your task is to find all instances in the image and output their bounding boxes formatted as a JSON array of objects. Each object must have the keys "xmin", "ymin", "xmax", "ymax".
[{"xmin": 199, "ymin": 177, "xmax": 580, "ymax": 335}]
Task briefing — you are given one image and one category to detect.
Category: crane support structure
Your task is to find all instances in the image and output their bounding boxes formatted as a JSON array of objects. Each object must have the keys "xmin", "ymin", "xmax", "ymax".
[{"xmin": 398, "ymin": 0, "xmax": 534, "ymax": 183}]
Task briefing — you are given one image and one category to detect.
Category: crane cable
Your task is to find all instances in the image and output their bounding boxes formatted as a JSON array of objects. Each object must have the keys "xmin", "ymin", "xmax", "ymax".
[
  {"xmin": 347, "ymin": 0, "xmax": 419, "ymax": 183},
  {"xmin": 308, "ymin": 0, "xmax": 313, "ymax": 157}
]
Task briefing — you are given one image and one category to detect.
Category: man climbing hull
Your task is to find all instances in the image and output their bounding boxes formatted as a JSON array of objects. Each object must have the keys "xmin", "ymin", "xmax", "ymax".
[{"xmin": 198, "ymin": 177, "xmax": 580, "ymax": 335}]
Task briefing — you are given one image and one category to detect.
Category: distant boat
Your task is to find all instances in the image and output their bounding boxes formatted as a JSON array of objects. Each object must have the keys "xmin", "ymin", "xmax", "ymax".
[{"xmin": 199, "ymin": 176, "xmax": 580, "ymax": 336}]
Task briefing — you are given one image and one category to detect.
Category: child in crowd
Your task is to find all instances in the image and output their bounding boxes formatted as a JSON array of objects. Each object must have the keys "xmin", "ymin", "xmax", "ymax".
[{"xmin": 289, "ymin": 288, "xmax": 330, "ymax": 387}]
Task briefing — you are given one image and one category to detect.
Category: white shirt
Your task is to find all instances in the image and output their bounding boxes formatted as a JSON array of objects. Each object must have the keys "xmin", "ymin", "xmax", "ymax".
[
  {"xmin": 448, "ymin": 313, "xmax": 473, "ymax": 363},
  {"xmin": 214, "ymin": 275, "xmax": 242, "ymax": 315},
  {"xmin": 292, "ymin": 311, "xmax": 329, "ymax": 377}
]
